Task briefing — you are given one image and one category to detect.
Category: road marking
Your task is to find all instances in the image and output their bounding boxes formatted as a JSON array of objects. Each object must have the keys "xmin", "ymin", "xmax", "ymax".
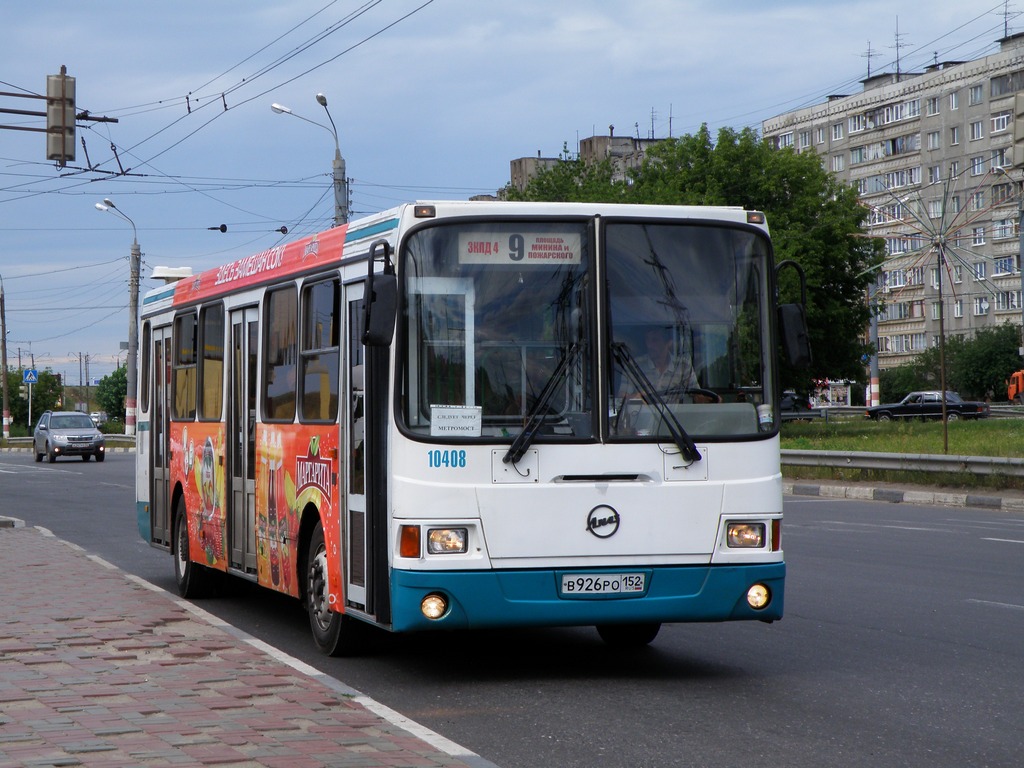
[
  {"xmin": 967, "ymin": 598, "xmax": 1024, "ymax": 612},
  {"xmin": 981, "ymin": 537, "xmax": 1024, "ymax": 544}
]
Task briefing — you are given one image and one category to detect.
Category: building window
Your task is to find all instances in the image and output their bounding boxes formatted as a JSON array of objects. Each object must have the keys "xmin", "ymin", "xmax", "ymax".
[
  {"xmin": 849, "ymin": 114, "xmax": 867, "ymax": 133},
  {"xmin": 972, "ymin": 228, "xmax": 986, "ymax": 247},
  {"xmin": 970, "ymin": 120, "xmax": 984, "ymax": 141},
  {"xmin": 974, "ymin": 297, "xmax": 989, "ymax": 316},
  {"xmin": 954, "ymin": 299, "xmax": 963, "ymax": 318},
  {"xmin": 993, "ymin": 111, "xmax": 1012, "ymax": 133},
  {"xmin": 832, "ymin": 123, "xmax": 844, "ymax": 141},
  {"xmin": 831, "ymin": 154, "xmax": 845, "ymax": 172},
  {"xmin": 930, "ymin": 268, "xmax": 940, "ymax": 288},
  {"xmin": 850, "ymin": 146, "xmax": 866, "ymax": 164},
  {"xmin": 950, "ymin": 92, "xmax": 960, "ymax": 110},
  {"xmin": 926, "ymin": 96, "xmax": 940, "ymax": 115},
  {"xmin": 798, "ymin": 130, "xmax": 811, "ymax": 149},
  {"xmin": 994, "ymin": 220, "xmax": 1016, "ymax": 240},
  {"xmin": 969, "ymin": 84, "xmax": 984, "ymax": 106},
  {"xmin": 778, "ymin": 132, "xmax": 794, "ymax": 149},
  {"xmin": 996, "ymin": 291, "xmax": 1021, "ymax": 311},
  {"xmin": 931, "ymin": 301, "xmax": 941, "ymax": 320},
  {"xmin": 970, "ymin": 156, "xmax": 984, "ymax": 176},
  {"xmin": 970, "ymin": 191, "xmax": 985, "ymax": 211},
  {"xmin": 953, "ymin": 265, "xmax": 962, "ymax": 283},
  {"xmin": 992, "ymin": 147, "xmax": 1010, "ymax": 169},
  {"xmin": 815, "ymin": 126, "xmax": 826, "ymax": 144},
  {"xmin": 950, "ymin": 126, "xmax": 960, "ymax": 145},
  {"xmin": 928, "ymin": 165, "xmax": 942, "ymax": 184},
  {"xmin": 994, "ymin": 183, "xmax": 1013, "ymax": 204},
  {"xmin": 927, "ymin": 200, "xmax": 943, "ymax": 219},
  {"xmin": 927, "ymin": 131, "xmax": 941, "ymax": 150},
  {"xmin": 950, "ymin": 161, "xmax": 960, "ymax": 177}
]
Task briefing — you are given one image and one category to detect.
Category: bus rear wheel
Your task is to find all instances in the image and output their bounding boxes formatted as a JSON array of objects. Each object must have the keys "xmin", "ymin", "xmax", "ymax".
[
  {"xmin": 174, "ymin": 499, "xmax": 214, "ymax": 599},
  {"xmin": 596, "ymin": 622, "xmax": 661, "ymax": 648},
  {"xmin": 306, "ymin": 520, "xmax": 369, "ymax": 657}
]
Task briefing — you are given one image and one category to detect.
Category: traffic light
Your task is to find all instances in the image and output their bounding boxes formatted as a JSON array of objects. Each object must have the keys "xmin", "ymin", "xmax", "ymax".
[{"xmin": 46, "ymin": 67, "xmax": 75, "ymax": 165}]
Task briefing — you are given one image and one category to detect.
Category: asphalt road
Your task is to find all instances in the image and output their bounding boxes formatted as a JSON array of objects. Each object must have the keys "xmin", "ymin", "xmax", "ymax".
[{"xmin": 2, "ymin": 450, "xmax": 1022, "ymax": 767}]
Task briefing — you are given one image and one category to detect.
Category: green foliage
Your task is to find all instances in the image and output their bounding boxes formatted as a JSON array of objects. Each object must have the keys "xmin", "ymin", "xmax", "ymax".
[
  {"xmin": 4, "ymin": 368, "xmax": 62, "ymax": 428},
  {"xmin": 96, "ymin": 365, "xmax": 127, "ymax": 420},
  {"xmin": 879, "ymin": 324, "xmax": 1022, "ymax": 402},
  {"xmin": 511, "ymin": 125, "xmax": 884, "ymax": 389}
]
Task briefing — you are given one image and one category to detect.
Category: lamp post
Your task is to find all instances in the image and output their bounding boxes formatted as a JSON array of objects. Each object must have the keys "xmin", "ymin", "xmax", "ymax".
[
  {"xmin": 95, "ymin": 198, "xmax": 141, "ymax": 438},
  {"xmin": 0, "ymin": 273, "xmax": 10, "ymax": 440},
  {"xmin": 272, "ymin": 96, "xmax": 348, "ymax": 226}
]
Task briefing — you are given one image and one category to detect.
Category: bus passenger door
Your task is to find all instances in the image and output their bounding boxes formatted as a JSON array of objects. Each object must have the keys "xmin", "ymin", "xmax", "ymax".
[
  {"xmin": 228, "ymin": 307, "xmax": 259, "ymax": 573},
  {"xmin": 345, "ymin": 287, "xmax": 368, "ymax": 609},
  {"xmin": 345, "ymin": 283, "xmax": 391, "ymax": 625},
  {"xmin": 150, "ymin": 325, "xmax": 172, "ymax": 547}
]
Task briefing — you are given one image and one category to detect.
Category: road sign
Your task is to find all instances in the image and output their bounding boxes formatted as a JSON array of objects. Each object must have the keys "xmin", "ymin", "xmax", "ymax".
[{"xmin": 23, "ymin": 369, "xmax": 38, "ymax": 384}]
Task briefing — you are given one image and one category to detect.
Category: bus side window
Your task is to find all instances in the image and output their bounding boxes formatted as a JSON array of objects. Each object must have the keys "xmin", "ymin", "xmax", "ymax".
[
  {"xmin": 172, "ymin": 312, "xmax": 197, "ymax": 420},
  {"xmin": 264, "ymin": 286, "xmax": 298, "ymax": 421}
]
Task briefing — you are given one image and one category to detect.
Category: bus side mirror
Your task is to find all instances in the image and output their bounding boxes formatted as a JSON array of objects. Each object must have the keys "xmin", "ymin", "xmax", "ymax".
[
  {"xmin": 363, "ymin": 239, "xmax": 397, "ymax": 347},
  {"xmin": 778, "ymin": 303, "xmax": 812, "ymax": 368},
  {"xmin": 775, "ymin": 259, "xmax": 812, "ymax": 369}
]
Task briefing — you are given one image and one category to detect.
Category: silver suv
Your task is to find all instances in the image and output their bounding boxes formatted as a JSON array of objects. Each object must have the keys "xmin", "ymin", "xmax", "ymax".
[{"xmin": 33, "ymin": 410, "xmax": 106, "ymax": 463}]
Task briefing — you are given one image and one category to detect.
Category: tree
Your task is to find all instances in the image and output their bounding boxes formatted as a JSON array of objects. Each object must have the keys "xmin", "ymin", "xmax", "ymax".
[
  {"xmin": 512, "ymin": 125, "xmax": 885, "ymax": 387},
  {"xmin": 96, "ymin": 365, "xmax": 127, "ymax": 422},
  {"xmin": 4, "ymin": 368, "xmax": 62, "ymax": 432}
]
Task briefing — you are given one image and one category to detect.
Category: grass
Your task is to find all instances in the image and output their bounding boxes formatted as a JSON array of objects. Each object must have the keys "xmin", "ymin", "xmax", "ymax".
[{"xmin": 781, "ymin": 417, "xmax": 1024, "ymax": 490}]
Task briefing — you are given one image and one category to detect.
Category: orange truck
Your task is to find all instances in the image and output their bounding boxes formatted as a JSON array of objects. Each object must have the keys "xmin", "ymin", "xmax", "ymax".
[{"xmin": 1009, "ymin": 370, "xmax": 1024, "ymax": 403}]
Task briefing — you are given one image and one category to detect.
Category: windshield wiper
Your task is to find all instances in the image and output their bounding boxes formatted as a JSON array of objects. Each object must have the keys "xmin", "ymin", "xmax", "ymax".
[
  {"xmin": 611, "ymin": 342, "xmax": 701, "ymax": 463},
  {"xmin": 503, "ymin": 343, "xmax": 579, "ymax": 465}
]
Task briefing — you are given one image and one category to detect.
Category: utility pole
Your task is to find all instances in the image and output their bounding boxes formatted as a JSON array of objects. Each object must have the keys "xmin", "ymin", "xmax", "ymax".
[{"xmin": 0, "ymin": 274, "xmax": 10, "ymax": 440}]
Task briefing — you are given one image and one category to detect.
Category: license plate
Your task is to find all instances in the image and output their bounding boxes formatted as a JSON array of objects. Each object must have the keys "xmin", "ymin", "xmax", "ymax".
[{"xmin": 560, "ymin": 573, "xmax": 646, "ymax": 596}]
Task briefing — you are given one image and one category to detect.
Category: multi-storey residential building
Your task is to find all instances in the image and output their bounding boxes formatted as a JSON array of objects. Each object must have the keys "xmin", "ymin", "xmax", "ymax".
[{"xmin": 762, "ymin": 33, "xmax": 1024, "ymax": 370}]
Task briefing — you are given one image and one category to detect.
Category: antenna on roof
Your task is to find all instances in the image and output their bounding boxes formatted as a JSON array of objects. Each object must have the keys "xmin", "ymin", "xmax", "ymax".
[
  {"xmin": 890, "ymin": 15, "xmax": 909, "ymax": 79},
  {"xmin": 861, "ymin": 40, "xmax": 881, "ymax": 78}
]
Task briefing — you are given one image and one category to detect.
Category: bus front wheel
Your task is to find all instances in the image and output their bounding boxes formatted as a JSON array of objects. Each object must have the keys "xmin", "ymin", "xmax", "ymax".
[
  {"xmin": 174, "ymin": 500, "xmax": 213, "ymax": 599},
  {"xmin": 596, "ymin": 622, "xmax": 661, "ymax": 648},
  {"xmin": 306, "ymin": 520, "xmax": 368, "ymax": 657}
]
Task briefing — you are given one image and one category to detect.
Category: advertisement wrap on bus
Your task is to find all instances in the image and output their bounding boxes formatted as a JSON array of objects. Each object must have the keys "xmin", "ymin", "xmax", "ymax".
[{"xmin": 136, "ymin": 200, "xmax": 810, "ymax": 655}]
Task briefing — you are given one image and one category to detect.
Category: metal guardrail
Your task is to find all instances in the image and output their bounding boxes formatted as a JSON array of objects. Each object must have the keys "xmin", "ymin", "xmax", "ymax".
[{"xmin": 782, "ymin": 449, "xmax": 1024, "ymax": 477}]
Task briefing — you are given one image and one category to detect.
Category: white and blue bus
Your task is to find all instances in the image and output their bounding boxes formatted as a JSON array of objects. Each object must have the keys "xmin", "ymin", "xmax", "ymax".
[{"xmin": 136, "ymin": 200, "xmax": 809, "ymax": 654}]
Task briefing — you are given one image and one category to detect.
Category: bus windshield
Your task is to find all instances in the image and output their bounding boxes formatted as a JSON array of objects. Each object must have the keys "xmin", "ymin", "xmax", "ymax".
[
  {"xmin": 400, "ymin": 220, "xmax": 592, "ymax": 440},
  {"xmin": 605, "ymin": 220, "xmax": 773, "ymax": 439},
  {"xmin": 398, "ymin": 217, "xmax": 774, "ymax": 443}
]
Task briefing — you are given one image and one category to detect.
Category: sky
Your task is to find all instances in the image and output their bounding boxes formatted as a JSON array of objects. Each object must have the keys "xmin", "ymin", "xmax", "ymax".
[{"xmin": 0, "ymin": 0, "xmax": 1018, "ymax": 382}]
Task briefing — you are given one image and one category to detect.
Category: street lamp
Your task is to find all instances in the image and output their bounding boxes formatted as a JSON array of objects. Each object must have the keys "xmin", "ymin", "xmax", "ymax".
[
  {"xmin": 95, "ymin": 198, "xmax": 141, "ymax": 438},
  {"xmin": 272, "ymin": 96, "xmax": 349, "ymax": 226}
]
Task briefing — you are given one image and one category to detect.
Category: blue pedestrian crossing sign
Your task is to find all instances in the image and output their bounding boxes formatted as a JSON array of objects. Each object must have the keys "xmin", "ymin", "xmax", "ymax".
[{"xmin": 22, "ymin": 369, "xmax": 38, "ymax": 384}]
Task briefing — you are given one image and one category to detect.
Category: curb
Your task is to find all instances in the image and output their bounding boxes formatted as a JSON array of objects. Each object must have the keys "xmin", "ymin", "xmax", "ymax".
[{"xmin": 784, "ymin": 480, "xmax": 1024, "ymax": 514}]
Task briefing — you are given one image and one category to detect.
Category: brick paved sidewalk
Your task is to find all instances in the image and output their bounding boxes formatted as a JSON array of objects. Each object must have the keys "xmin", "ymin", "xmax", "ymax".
[{"xmin": 0, "ymin": 524, "xmax": 487, "ymax": 768}]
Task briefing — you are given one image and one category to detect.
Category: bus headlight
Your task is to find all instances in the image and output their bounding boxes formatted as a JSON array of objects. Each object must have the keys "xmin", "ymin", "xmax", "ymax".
[
  {"xmin": 421, "ymin": 593, "xmax": 448, "ymax": 619},
  {"xmin": 427, "ymin": 527, "xmax": 468, "ymax": 554},
  {"xmin": 747, "ymin": 583, "xmax": 771, "ymax": 609},
  {"xmin": 727, "ymin": 522, "xmax": 765, "ymax": 548}
]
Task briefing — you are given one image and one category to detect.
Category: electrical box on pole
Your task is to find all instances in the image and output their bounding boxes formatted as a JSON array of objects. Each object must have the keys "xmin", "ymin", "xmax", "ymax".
[{"xmin": 46, "ymin": 66, "xmax": 75, "ymax": 165}]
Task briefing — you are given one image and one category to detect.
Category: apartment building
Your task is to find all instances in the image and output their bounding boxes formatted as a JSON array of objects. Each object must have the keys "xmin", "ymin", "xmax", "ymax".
[
  {"xmin": 507, "ymin": 131, "xmax": 663, "ymax": 194},
  {"xmin": 762, "ymin": 33, "xmax": 1024, "ymax": 369}
]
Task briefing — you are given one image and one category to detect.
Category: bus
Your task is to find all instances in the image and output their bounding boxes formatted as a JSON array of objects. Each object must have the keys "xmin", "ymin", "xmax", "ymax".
[{"xmin": 135, "ymin": 200, "xmax": 810, "ymax": 654}]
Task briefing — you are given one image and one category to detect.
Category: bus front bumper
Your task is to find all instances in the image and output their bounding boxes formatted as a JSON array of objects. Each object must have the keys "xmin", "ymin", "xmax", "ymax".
[{"xmin": 389, "ymin": 563, "xmax": 784, "ymax": 632}]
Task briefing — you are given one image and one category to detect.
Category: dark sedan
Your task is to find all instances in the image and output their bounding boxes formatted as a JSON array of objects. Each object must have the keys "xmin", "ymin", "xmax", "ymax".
[{"xmin": 865, "ymin": 391, "xmax": 989, "ymax": 421}]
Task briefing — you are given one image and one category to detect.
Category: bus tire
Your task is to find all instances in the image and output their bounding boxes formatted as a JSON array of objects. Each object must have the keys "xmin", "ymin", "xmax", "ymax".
[
  {"xmin": 174, "ymin": 499, "xmax": 213, "ymax": 599},
  {"xmin": 596, "ymin": 622, "xmax": 661, "ymax": 648},
  {"xmin": 307, "ymin": 520, "xmax": 368, "ymax": 657}
]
